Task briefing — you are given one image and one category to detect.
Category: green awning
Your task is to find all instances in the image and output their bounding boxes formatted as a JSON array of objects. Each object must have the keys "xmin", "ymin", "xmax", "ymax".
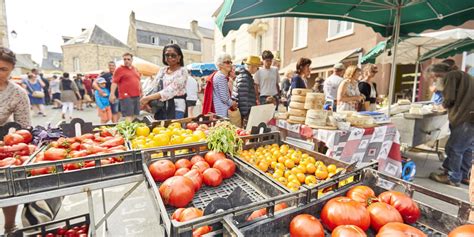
[
  {"xmin": 361, "ymin": 40, "xmax": 388, "ymax": 64},
  {"xmin": 420, "ymin": 38, "xmax": 474, "ymax": 61}
]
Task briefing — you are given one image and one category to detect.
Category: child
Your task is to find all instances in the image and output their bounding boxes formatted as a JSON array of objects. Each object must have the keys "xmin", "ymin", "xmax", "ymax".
[{"xmin": 94, "ymin": 77, "xmax": 112, "ymax": 124}]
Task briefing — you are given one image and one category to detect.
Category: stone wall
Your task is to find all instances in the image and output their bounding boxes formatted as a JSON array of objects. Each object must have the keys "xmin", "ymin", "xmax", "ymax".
[{"xmin": 62, "ymin": 44, "xmax": 129, "ymax": 73}]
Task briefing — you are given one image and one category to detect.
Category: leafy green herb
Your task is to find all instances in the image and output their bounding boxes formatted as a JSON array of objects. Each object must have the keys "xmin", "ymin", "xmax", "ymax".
[
  {"xmin": 207, "ymin": 121, "xmax": 242, "ymax": 156},
  {"xmin": 115, "ymin": 121, "xmax": 145, "ymax": 141}
]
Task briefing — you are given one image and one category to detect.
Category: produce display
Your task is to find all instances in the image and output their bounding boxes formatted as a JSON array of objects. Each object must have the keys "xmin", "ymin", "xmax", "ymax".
[
  {"xmin": 238, "ymin": 144, "xmax": 344, "ymax": 191},
  {"xmin": 171, "ymin": 207, "xmax": 212, "ymax": 236},
  {"xmin": 0, "ymin": 129, "xmax": 38, "ymax": 167},
  {"xmin": 36, "ymin": 224, "xmax": 89, "ymax": 237}
]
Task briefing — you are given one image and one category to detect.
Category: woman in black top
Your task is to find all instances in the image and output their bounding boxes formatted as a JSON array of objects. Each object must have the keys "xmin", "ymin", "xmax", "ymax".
[
  {"xmin": 289, "ymin": 58, "xmax": 311, "ymax": 102},
  {"xmin": 359, "ymin": 64, "xmax": 379, "ymax": 111}
]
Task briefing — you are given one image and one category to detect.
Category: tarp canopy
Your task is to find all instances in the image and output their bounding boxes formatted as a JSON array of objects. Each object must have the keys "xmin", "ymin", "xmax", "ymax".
[
  {"xmin": 420, "ymin": 38, "xmax": 474, "ymax": 61},
  {"xmin": 186, "ymin": 63, "xmax": 217, "ymax": 77},
  {"xmin": 115, "ymin": 57, "xmax": 160, "ymax": 77}
]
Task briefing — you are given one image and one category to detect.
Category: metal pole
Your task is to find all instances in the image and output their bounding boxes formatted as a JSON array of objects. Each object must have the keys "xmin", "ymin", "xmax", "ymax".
[
  {"xmin": 101, "ymin": 188, "xmax": 108, "ymax": 231},
  {"xmin": 387, "ymin": 5, "xmax": 402, "ymax": 116},
  {"xmin": 412, "ymin": 54, "xmax": 420, "ymax": 102},
  {"xmin": 87, "ymin": 190, "xmax": 96, "ymax": 237}
]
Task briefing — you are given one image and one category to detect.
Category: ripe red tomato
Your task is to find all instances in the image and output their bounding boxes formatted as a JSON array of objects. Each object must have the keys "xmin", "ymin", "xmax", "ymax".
[
  {"xmin": 289, "ymin": 214, "xmax": 324, "ymax": 237},
  {"xmin": 376, "ymin": 222, "xmax": 426, "ymax": 237},
  {"xmin": 448, "ymin": 224, "xmax": 474, "ymax": 237},
  {"xmin": 149, "ymin": 160, "xmax": 176, "ymax": 182},
  {"xmin": 159, "ymin": 176, "xmax": 195, "ymax": 207},
  {"xmin": 15, "ymin": 130, "xmax": 33, "ymax": 144},
  {"xmin": 45, "ymin": 233, "xmax": 55, "ymax": 237},
  {"xmin": 202, "ymin": 168, "xmax": 223, "ymax": 187},
  {"xmin": 275, "ymin": 202, "xmax": 288, "ymax": 212},
  {"xmin": 65, "ymin": 229, "xmax": 77, "ymax": 237},
  {"xmin": 346, "ymin": 185, "xmax": 376, "ymax": 207},
  {"xmin": 30, "ymin": 166, "xmax": 54, "ymax": 176},
  {"xmin": 69, "ymin": 142, "xmax": 81, "ymax": 151},
  {"xmin": 192, "ymin": 226, "xmax": 212, "ymax": 237},
  {"xmin": 4, "ymin": 133, "xmax": 24, "ymax": 145},
  {"xmin": 56, "ymin": 227, "xmax": 67, "ymax": 235},
  {"xmin": 378, "ymin": 191, "xmax": 420, "ymax": 224},
  {"xmin": 44, "ymin": 148, "xmax": 68, "ymax": 161},
  {"xmin": 178, "ymin": 207, "xmax": 203, "ymax": 222},
  {"xmin": 204, "ymin": 151, "xmax": 226, "ymax": 166},
  {"xmin": 175, "ymin": 159, "xmax": 192, "ymax": 169},
  {"xmin": 190, "ymin": 155, "xmax": 205, "ymax": 165},
  {"xmin": 331, "ymin": 225, "xmax": 367, "ymax": 237},
  {"xmin": 172, "ymin": 208, "xmax": 185, "ymax": 221},
  {"xmin": 0, "ymin": 158, "xmax": 17, "ymax": 167},
  {"xmin": 321, "ymin": 196, "xmax": 370, "ymax": 231},
  {"xmin": 192, "ymin": 161, "xmax": 210, "ymax": 174},
  {"xmin": 186, "ymin": 122, "xmax": 199, "ymax": 131},
  {"xmin": 184, "ymin": 169, "xmax": 203, "ymax": 191},
  {"xmin": 175, "ymin": 167, "xmax": 190, "ymax": 176},
  {"xmin": 246, "ymin": 202, "xmax": 288, "ymax": 221},
  {"xmin": 367, "ymin": 202, "xmax": 403, "ymax": 231},
  {"xmin": 212, "ymin": 159, "xmax": 236, "ymax": 179}
]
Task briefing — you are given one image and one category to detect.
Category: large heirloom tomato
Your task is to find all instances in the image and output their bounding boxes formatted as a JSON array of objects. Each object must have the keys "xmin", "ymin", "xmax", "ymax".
[
  {"xmin": 204, "ymin": 151, "xmax": 226, "ymax": 166},
  {"xmin": 378, "ymin": 191, "xmax": 420, "ymax": 223},
  {"xmin": 212, "ymin": 159, "xmax": 236, "ymax": 179},
  {"xmin": 184, "ymin": 169, "xmax": 203, "ymax": 191},
  {"xmin": 175, "ymin": 159, "xmax": 192, "ymax": 169},
  {"xmin": 448, "ymin": 224, "xmax": 474, "ymax": 237},
  {"xmin": 159, "ymin": 176, "xmax": 195, "ymax": 207},
  {"xmin": 289, "ymin": 214, "xmax": 324, "ymax": 237},
  {"xmin": 321, "ymin": 197, "xmax": 370, "ymax": 231},
  {"xmin": 376, "ymin": 223, "xmax": 426, "ymax": 237},
  {"xmin": 346, "ymin": 185, "xmax": 376, "ymax": 207},
  {"xmin": 149, "ymin": 160, "xmax": 176, "ymax": 182},
  {"xmin": 331, "ymin": 225, "xmax": 367, "ymax": 237},
  {"xmin": 367, "ymin": 202, "xmax": 403, "ymax": 231},
  {"xmin": 202, "ymin": 168, "xmax": 223, "ymax": 187}
]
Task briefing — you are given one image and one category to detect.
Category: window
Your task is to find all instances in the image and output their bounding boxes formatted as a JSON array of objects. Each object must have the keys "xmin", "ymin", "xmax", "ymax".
[
  {"xmin": 170, "ymin": 39, "xmax": 176, "ymax": 44},
  {"xmin": 327, "ymin": 20, "xmax": 354, "ymax": 39},
  {"xmin": 187, "ymin": 42, "xmax": 194, "ymax": 51},
  {"xmin": 231, "ymin": 40, "xmax": 236, "ymax": 59},
  {"xmin": 257, "ymin": 35, "xmax": 263, "ymax": 55},
  {"xmin": 151, "ymin": 36, "xmax": 159, "ymax": 45},
  {"xmin": 73, "ymin": 57, "xmax": 80, "ymax": 72},
  {"xmin": 53, "ymin": 60, "xmax": 60, "ymax": 68},
  {"xmin": 293, "ymin": 18, "xmax": 308, "ymax": 49}
]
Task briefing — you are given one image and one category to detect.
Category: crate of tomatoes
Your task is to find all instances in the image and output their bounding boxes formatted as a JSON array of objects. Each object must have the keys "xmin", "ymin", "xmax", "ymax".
[
  {"xmin": 17, "ymin": 214, "xmax": 90, "ymax": 237},
  {"xmin": 0, "ymin": 125, "xmax": 41, "ymax": 198},
  {"xmin": 9, "ymin": 119, "xmax": 138, "ymax": 196},
  {"xmin": 218, "ymin": 167, "xmax": 473, "ymax": 236}
]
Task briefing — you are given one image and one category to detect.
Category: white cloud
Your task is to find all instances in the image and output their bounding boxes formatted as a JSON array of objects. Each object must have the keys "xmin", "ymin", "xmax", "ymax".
[{"xmin": 6, "ymin": 0, "xmax": 222, "ymax": 64}]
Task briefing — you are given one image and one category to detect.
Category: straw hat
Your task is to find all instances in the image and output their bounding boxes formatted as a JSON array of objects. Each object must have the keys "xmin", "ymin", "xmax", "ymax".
[{"xmin": 244, "ymin": 56, "xmax": 261, "ymax": 66}]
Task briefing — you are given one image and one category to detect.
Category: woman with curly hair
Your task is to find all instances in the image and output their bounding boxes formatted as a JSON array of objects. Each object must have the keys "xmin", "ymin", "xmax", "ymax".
[{"xmin": 337, "ymin": 65, "xmax": 365, "ymax": 111}]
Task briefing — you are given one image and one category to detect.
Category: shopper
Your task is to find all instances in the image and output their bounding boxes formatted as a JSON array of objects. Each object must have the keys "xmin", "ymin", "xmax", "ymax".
[
  {"xmin": 74, "ymin": 74, "xmax": 85, "ymax": 110},
  {"xmin": 359, "ymin": 64, "xmax": 379, "ymax": 111},
  {"xmin": 427, "ymin": 63, "xmax": 474, "ymax": 187},
  {"xmin": 23, "ymin": 72, "xmax": 47, "ymax": 117},
  {"xmin": 49, "ymin": 75, "xmax": 62, "ymax": 109},
  {"xmin": 233, "ymin": 55, "xmax": 260, "ymax": 122},
  {"xmin": 430, "ymin": 59, "xmax": 458, "ymax": 106},
  {"xmin": 140, "ymin": 44, "xmax": 188, "ymax": 120},
  {"xmin": 186, "ymin": 75, "xmax": 199, "ymax": 118},
  {"xmin": 60, "ymin": 72, "xmax": 81, "ymax": 120},
  {"xmin": 94, "ymin": 77, "xmax": 112, "ymax": 123},
  {"xmin": 83, "ymin": 75, "xmax": 94, "ymax": 108},
  {"xmin": 110, "ymin": 53, "xmax": 142, "ymax": 121},
  {"xmin": 206, "ymin": 53, "xmax": 237, "ymax": 117},
  {"xmin": 0, "ymin": 47, "xmax": 31, "ymax": 235},
  {"xmin": 96, "ymin": 61, "xmax": 120, "ymax": 123},
  {"xmin": 254, "ymin": 50, "xmax": 280, "ymax": 105},
  {"xmin": 313, "ymin": 77, "xmax": 325, "ymax": 93},
  {"xmin": 281, "ymin": 69, "xmax": 292, "ymax": 102},
  {"xmin": 337, "ymin": 65, "xmax": 364, "ymax": 112},
  {"xmin": 324, "ymin": 63, "xmax": 346, "ymax": 111}
]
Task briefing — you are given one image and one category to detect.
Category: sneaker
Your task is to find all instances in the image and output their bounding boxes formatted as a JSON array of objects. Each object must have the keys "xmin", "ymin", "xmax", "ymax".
[{"xmin": 429, "ymin": 172, "xmax": 460, "ymax": 187}]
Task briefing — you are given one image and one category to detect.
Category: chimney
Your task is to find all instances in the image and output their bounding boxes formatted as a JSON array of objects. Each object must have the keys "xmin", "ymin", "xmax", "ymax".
[
  {"xmin": 42, "ymin": 45, "xmax": 48, "ymax": 59},
  {"xmin": 130, "ymin": 11, "xmax": 136, "ymax": 24},
  {"xmin": 62, "ymin": 36, "xmax": 73, "ymax": 43},
  {"xmin": 190, "ymin": 20, "xmax": 198, "ymax": 33},
  {"xmin": 81, "ymin": 28, "xmax": 86, "ymax": 32}
]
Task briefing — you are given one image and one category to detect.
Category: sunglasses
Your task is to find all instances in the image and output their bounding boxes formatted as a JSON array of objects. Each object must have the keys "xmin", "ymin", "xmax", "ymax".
[
  {"xmin": 165, "ymin": 53, "xmax": 178, "ymax": 59},
  {"xmin": 223, "ymin": 60, "xmax": 233, "ymax": 65}
]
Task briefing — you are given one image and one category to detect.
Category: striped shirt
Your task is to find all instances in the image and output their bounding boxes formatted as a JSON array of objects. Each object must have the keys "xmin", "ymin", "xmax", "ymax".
[{"xmin": 212, "ymin": 71, "xmax": 232, "ymax": 117}]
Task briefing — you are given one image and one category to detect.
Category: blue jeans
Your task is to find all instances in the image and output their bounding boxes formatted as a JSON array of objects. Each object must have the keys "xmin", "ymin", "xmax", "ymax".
[
  {"xmin": 175, "ymin": 111, "xmax": 185, "ymax": 119},
  {"xmin": 442, "ymin": 122, "xmax": 474, "ymax": 183}
]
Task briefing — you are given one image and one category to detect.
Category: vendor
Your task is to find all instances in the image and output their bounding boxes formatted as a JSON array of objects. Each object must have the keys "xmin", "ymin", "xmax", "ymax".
[
  {"xmin": 427, "ymin": 63, "xmax": 474, "ymax": 187},
  {"xmin": 0, "ymin": 47, "xmax": 31, "ymax": 235},
  {"xmin": 289, "ymin": 57, "xmax": 312, "ymax": 102}
]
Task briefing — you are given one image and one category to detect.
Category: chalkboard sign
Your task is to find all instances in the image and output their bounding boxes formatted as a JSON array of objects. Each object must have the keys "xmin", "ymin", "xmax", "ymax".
[{"xmin": 59, "ymin": 118, "xmax": 93, "ymax": 137}]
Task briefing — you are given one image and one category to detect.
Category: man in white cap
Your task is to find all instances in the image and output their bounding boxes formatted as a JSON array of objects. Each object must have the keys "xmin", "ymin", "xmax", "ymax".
[{"xmin": 323, "ymin": 63, "xmax": 346, "ymax": 111}]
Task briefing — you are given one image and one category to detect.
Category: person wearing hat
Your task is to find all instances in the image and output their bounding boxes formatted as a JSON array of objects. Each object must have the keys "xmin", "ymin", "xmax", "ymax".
[
  {"xmin": 94, "ymin": 77, "xmax": 112, "ymax": 123},
  {"xmin": 323, "ymin": 63, "xmax": 346, "ymax": 111},
  {"xmin": 232, "ymin": 56, "xmax": 260, "ymax": 125}
]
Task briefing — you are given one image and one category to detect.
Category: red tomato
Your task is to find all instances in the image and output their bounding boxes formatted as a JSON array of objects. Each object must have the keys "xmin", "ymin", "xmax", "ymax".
[
  {"xmin": 186, "ymin": 122, "xmax": 199, "ymax": 131},
  {"xmin": 56, "ymin": 227, "xmax": 67, "ymax": 235},
  {"xmin": 376, "ymin": 222, "xmax": 426, "ymax": 237},
  {"xmin": 44, "ymin": 148, "xmax": 68, "ymax": 161},
  {"xmin": 212, "ymin": 159, "xmax": 236, "ymax": 179},
  {"xmin": 178, "ymin": 207, "xmax": 203, "ymax": 222},
  {"xmin": 331, "ymin": 225, "xmax": 367, "ymax": 237},
  {"xmin": 45, "ymin": 233, "xmax": 55, "ymax": 237},
  {"xmin": 84, "ymin": 161, "xmax": 96, "ymax": 168},
  {"xmin": 183, "ymin": 169, "xmax": 203, "ymax": 191},
  {"xmin": 70, "ymin": 150, "xmax": 89, "ymax": 158},
  {"xmin": 172, "ymin": 208, "xmax": 185, "ymax": 221},
  {"xmin": 175, "ymin": 167, "xmax": 190, "ymax": 176},
  {"xmin": 149, "ymin": 160, "xmax": 176, "ymax": 182},
  {"xmin": 204, "ymin": 151, "xmax": 226, "ymax": 166},
  {"xmin": 64, "ymin": 163, "xmax": 82, "ymax": 171},
  {"xmin": 378, "ymin": 191, "xmax": 420, "ymax": 224},
  {"xmin": 65, "ymin": 229, "xmax": 77, "ymax": 237},
  {"xmin": 4, "ymin": 133, "xmax": 24, "ymax": 145},
  {"xmin": 69, "ymin": 142, "xmax": 81, "ymax": 151},
  {"xmin": 159, "ymin": 176, "xmax": 195, "ymax": 207},
  {"xmin": 15, "ymin": 130, "xmax": 33, "ymax": 144},
  {"xmin": 289, "ymin": 214, "xmax": 324, "ymax": 237},
  {"xmin": 76, "ymin": 229, "xmax": 86, "ymax": 235},
  {"xmin": 190, "ymin": 155, "xmax": 205, "ymax": 165},
  {"xmin": 367, "ymin": 202, "xmax": 403, "ymax": 231},
  {"xmin": 100, "ymin": 137, "xmax": 125, "ymax": 148},
  {"xmin": 247, "ymin": 208, "xmax": 267, "ymax": 221},
  {"xmin": 192, "ymin": 226, "xmax": 212, "ymax": 237},
  {"xmin": 175, "ymin": 159, "xmax": 192, "ymax": 169},
  {"xmin": 202, "ymin": 168, "xmax": 223, "ymax": 187},
  {"xmin": 321, "ymin": 196, "xmax": 370, "ymax": 231},
  {"xmin": 78, "ymin": 234, "xmax": 88, "ymax": 237},
  {"xmin": 346, "ymin": 185, "xmax": 376, "ymax": 207},
  {"xmin": 0, "ymin": 158, "xmax": 17, "ymax": 167},
  {"xmin": 448, "ymin": 224, "xmax": 474, "ymax": 237},
  {"xmin": 30, "ymin": 166, "xmax": 54, "ymax": 176},
  {"xmin": 192, "ymin": 161, "xmax": 210, "ymax": 174}
]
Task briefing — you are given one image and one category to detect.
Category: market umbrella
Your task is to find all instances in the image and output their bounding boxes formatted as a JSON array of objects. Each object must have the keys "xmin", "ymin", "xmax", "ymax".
[
  {"xmin": 216, "ymin": 0, "xmax": 474, "ymax": 115},
  {"xmin": 420, "ymin": 38, "xmax": 474, "ymax": 61},
  {"xmin": 115, "ymin": 57, "xmax": 160, "ymax": 77},
  {"xmin": 360, "ymin": 40, "xmax": 390, "ymax": 64},
  {"xmin": 186, "ymin": 63, "xmax": 217, "ymax": 77}
]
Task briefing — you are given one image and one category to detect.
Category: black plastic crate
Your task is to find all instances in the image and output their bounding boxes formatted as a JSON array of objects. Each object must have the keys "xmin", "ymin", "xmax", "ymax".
[
  {"xmin": 148, "ymin": 114, "xmax": 228, "ymax": 129},
  {"xmin": 141, "ymin": 142, "xmax": 290, "ymax": 237},
  {"xmin": 15, "ymin": 214, "xmax": 90, "ymax": 237}
]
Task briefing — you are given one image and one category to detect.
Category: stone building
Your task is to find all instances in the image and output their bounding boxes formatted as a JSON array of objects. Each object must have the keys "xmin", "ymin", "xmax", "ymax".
[
  {"xmin": 127, "ymin": 12, "xmax": 214, "ymax": 66},
  {"xmin": 62, "ymin": 25, "xmax": 130, "ymax": 73},
  {"xmin": 0, "ymin": 0, "xmax": 8, "ymax": 47},
  {"xmin": 41, "ymin": 45, "xmax": 63, "ymax": 73}
]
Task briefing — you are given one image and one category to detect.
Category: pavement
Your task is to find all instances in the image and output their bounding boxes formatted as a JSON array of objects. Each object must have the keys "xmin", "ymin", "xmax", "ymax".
[{"xmin": 1, "ymin": 104, "xmax": 470, "ymax": 236}]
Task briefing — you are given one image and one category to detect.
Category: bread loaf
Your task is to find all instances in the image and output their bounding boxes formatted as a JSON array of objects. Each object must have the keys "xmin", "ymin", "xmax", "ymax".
[
  {"xmin": 288, "ymin": 108, "xmax": 307, "ymax": 117},
  {"xmin": 289, "ymin": 101, "xmax": 306, "ymax": 109},
  {"xmin": 291, "ymin": 95, "xmax": 306, "ymax": 103}
]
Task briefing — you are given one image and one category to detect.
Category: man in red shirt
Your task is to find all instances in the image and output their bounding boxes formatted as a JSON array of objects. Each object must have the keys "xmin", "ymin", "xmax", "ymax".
[{"xmin": 110, "ymin": 52, "xmax": 142, "ymax": 121}]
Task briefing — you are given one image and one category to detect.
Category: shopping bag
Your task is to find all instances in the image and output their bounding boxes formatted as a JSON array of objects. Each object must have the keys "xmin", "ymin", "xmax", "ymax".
[
  {"xmin": 228, "ymin": 108, "xmax": 242, "ymax": 127},
  {"xmin": 83, "ymin": 94, "xmax": 92, "ymax": 102},
  {"xmin": 22, "ymin": 197, "xmax": 63, "ymax": 227}
]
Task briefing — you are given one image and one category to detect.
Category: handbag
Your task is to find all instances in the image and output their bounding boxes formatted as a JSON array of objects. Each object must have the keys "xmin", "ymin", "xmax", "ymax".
[
  {"xmin": 148, "ymin": 70, "xmax": 166, "ymax": 114},
  {"xmin": 83, "ymin": 93, "xmax": 92, "ymax": 102},
  {"xmin": 228, "ymin": 108, "xmax": 242, "ymax": 127},
  {"xmin": 22, "ymin": 197, "xmax": 63, "ymax": 227},
  {"xmin": 25, "ymin": 80, "xmax": 45, "ymax": 98}
]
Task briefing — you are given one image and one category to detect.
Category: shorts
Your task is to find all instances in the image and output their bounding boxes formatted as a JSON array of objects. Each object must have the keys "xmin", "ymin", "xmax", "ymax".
[
  {"xmin": 52, "ymin": 93, "xmax": 61, "ymax": 101},
  {"xmin": 98, "ymin": 106, "xmax": 112, "ymax": 122},
  {"xmin": 119, "ymin": 96, "xmax": 140, "ymax": 117},
  {"xmin": 110, "ymin": 102, "xmax": 120, "ymax": 114},
  {"xmin": 79, "ymin": 89, "xmax": 85, "ymax": 99},
  {"xmin": 186, "ymin": 100, "xmax": 197, "ymax": 107}
]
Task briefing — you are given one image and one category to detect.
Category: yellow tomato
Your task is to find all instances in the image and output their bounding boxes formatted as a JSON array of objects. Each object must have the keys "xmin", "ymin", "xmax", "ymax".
[
  {"xmin": 170, "ymin": 135, "xmax": 184, "ymax": 145},
  {"xmin": 291, "ymin": 167, "xmax": 302, "ymax": 175},
  {"xmin": 315, "ymin": 166, "xmax": 328, "ymax": 180},
  {"xmin": 182, "ymin": 136, "xmax": 196, "ymax": 144},
  {"xmin": 136, "ymin": 126, "xmax": 150, "ymax": 137},
  {"xmin": 284, "ymin": 170, "xmax": 292, "ymax": 179},
  {"xmin": 193, "ymin": 130, "xmax": 206, "ymax": 140},
  {"xmin": 258, "ymin": 162, "xmax": 269, "ymax": 172},
  {"xmin": 169, "ymin": 122, "xmax": 182, "ymax": 129},
  {"xmin": 153, "ymin": 134, "xmax": 170, "ymax": 146},
  {"xmin": 277, "ymin": 177, "xmax": 288, "ymax": 185},
  {"xmin": 305, "ymin": 175, "xmax": 317, "ymax": 186},
  {"xmin": 296, "ymin": 173, "xmax": 306, "ymax": 183},
  {"xmin": 271, "ymin": 161, "xmax": 278, "ymax": 169},
  {"xmin": 284, "ymin": 159, "xmax": 295, "ymax": 169},
  {"xmin": 272, "ymin": 172, "xmax": 283, "ymax": 179},
  {"xmin": 287, "ymin": 174, "xmax": 298, "ymax": 182},
  {"xmin": 297, "ymin": 164, "xmax": 306, "ymax": 174},
  {"xmin": 287, "ymin": 181, "xmax": 300, "ymax": 192},
  {"xmin": 306, "ymin": 163, "xmax": 317, "ymax": 174},
  {"xmin": 327, "ymin": 164, "xmax": 337, "ymax": 173},
  {"xmin": 275, "ymin": 162, "xmax": 286, "ymax": 171}
]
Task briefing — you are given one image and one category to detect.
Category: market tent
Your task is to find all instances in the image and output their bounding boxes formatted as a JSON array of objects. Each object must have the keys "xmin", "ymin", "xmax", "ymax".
[
  {"xmin": 361, "ymin": 40, "xmax": 390, "ymax": 64},
  {"xmin": 115, "ymin": 57, "xmax": 160, "ymax": 77},
  {"xmin": 420, "ymin": 38, "xmax": 474, "ymax": 61},
  {"xmin": 216, "ymin": 0, "xmax": 474, "ymax": 115},
  {"xmin": 186, "ymin": 63, "xmax": 217, "ymax": 77}
]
